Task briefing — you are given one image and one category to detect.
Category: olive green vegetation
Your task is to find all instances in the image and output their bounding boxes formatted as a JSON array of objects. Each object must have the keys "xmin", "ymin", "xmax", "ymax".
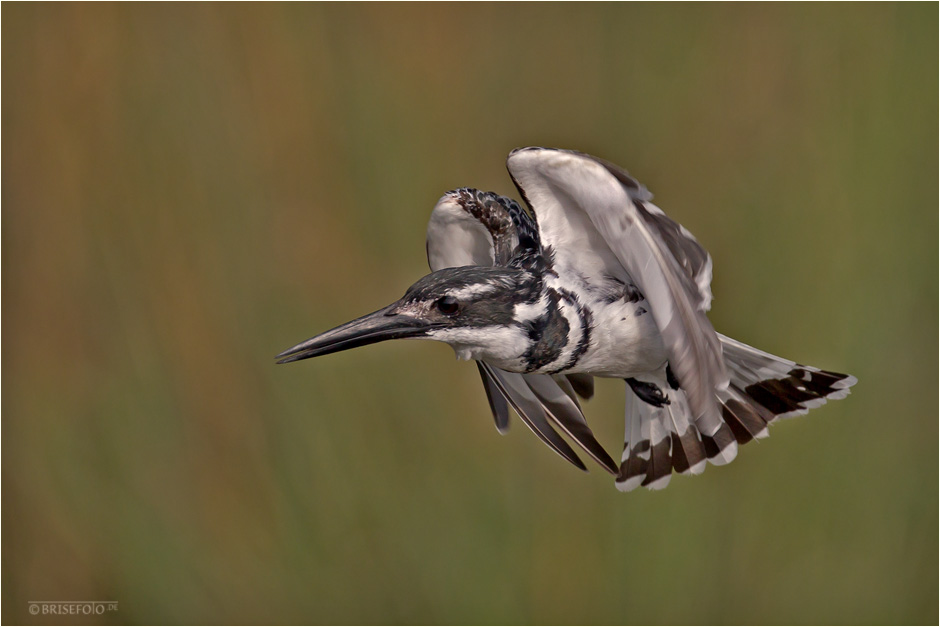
[{"xmin": 3, "ymin": 3, "xmax": 936, "ymax": 625}]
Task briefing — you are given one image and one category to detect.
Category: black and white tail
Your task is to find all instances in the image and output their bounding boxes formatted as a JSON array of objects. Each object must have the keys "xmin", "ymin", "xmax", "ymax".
[{"xmin": 616, "ymin": 334, "xmax": 857, "ymax": 492}]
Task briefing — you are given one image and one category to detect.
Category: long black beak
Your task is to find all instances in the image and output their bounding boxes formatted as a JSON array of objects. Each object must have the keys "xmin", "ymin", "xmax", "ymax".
[{"xmin": 275, "ymin": 304, "xmax": 434, "ymax": 364}]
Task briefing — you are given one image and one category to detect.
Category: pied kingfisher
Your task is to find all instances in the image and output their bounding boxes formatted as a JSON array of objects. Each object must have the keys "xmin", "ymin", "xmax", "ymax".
[{"xmin": 277, "ymin": 148, "xmax": 856, "ymax": 491}]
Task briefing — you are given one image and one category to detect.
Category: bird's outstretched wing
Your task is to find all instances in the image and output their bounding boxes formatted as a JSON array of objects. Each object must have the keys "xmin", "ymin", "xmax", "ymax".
[
  {"xmin": 506, "ymin": 147, "xmax": 728, "ymax": 436},
  {"xmin": 427, "ymin": 188, "xmax": 616, "ymax": 475},
  {"xmin": 427, "ymin": 188, "xmax": 538, "ymax": 269}
]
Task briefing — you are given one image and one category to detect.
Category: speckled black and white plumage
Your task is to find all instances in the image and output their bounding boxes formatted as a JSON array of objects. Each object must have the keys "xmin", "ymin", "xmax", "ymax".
[
  {"xmin": 425, "ymin": 189, "xmax": 613, "ymax": 471},
  {"xmin": 278, "ymin": 147, "xmax": 857, "ymax": 492},
  {"xmin": 505, "ymin": 148, "xmax": 855, "ymax": 490}
]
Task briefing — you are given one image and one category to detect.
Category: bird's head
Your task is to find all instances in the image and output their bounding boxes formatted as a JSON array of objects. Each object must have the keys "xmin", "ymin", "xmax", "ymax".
[{"xmin": 276, "ymin": 266, "xmax": 539, "ymax": 370}]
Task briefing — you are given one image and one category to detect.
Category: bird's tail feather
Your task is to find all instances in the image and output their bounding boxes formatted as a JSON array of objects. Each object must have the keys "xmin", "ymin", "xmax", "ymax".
[
  {"xmin": 616, "ymin": 335, "xmax": 857, "ymax": 492},
  {"xmin": 616, "ymin": 377, "xmax": 725, "ymax": 492},
  {"xmin": 718, "ymin": 334, "xmax": 857, "ymax": 419}
]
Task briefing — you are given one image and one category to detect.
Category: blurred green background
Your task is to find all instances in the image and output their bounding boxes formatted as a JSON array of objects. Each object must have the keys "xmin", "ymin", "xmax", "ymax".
[{"xmin": 3, "ymin": 3, "xmax": 937, "ymax": 624}]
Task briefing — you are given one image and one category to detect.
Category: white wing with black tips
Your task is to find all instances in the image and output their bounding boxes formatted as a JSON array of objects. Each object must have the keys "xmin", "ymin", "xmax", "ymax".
[
  {"xmin": 426, "ymin": 188, "xmax": 616, "ymax": 475},
  {"xmin": 506, "ymin": 147, "xmax": 728, "ymax": 434},
  {"xmin": 507, "ymin": 147, "xmax": 857, "ymax": 491}
]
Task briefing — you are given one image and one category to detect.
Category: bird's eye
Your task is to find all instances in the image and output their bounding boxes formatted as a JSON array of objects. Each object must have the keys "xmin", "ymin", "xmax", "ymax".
[{"xmin": 436, "ymin": 296, "xmax": 459, "ymax": 316}]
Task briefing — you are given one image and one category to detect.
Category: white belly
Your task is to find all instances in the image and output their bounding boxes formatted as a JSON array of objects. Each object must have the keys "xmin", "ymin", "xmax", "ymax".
[{"xmin": 571, "ymin": 298, "xmax": 668, "ymax": 378}]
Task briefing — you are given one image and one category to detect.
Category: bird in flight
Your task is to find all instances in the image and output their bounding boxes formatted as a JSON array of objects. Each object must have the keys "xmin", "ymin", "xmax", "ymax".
[{"xmin": 277, "ymin": 147, "xmax": 856, "ymax": 491}]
